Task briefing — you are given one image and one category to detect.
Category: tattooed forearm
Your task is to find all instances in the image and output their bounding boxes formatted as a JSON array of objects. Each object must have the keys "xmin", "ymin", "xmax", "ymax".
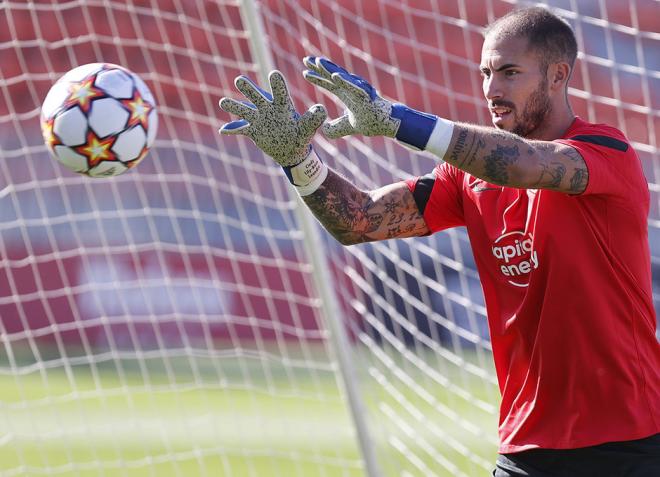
[
  {"xmin": 452, "ymin": 130, "xmax": 484, "ymax": 169},
  {"xmin": 302, "ymin": 169, "xmax": 429, "ymax": 245},
  {"xmin": 482, "ymin": 144, "xmax": 520, "ymax": 184},
  {"xmin": 444, "ymin": 124, "xmax": 522, "ymax": 185},
  {"xmin": 303, "ymin": 172, "xmax": 381, "ymax": 244},
  {"xmin": 466, "ymin": 137, "xmax": 487, "ymax": 167},
  {"xmin": 441, "ymin": 123, "xmax": 589, "ymax": 193},
  {"xmin": 448, "ymin": 128, "xmax": 471, "ymax": 166}
]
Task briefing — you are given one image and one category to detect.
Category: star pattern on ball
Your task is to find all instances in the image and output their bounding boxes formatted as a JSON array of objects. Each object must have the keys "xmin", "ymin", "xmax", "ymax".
[
  {"xmin": 64, "ymin": 76, "xmax": 105, "ymax": 113},
  {"xmin": 75, "ymin": 130, "xmax": 119, "ymax": 168},
  {"xmin": 41, "ymin": 118, "xmax": 60, "ymax": 149},
  {"xmin": 122, "ymin": 89, "xmax": 154, "ymax": 130}
]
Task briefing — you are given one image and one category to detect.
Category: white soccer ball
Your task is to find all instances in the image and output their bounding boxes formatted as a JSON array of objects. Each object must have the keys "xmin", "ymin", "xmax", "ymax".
[{"xmin": 41, "ymin": 63, "xmax": 158, "ymax": 177}]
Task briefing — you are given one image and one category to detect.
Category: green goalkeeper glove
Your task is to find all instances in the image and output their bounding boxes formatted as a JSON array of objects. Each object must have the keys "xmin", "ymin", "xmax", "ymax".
[
  {"xmin": 303, "ymin": 56, "xmax": 454, "ymax": 154},
  {"xmin": 219, "ymin": 70, "xmax": 328, "ymax": 195}
]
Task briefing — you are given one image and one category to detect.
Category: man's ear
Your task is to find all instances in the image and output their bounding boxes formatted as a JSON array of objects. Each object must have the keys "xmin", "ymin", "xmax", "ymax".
[{"xmin": 548, "ymin": 62, "xmax": 571, "ymax": 91}]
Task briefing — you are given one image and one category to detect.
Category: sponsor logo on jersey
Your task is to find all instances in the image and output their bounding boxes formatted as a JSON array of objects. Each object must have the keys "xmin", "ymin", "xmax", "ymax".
[{"xmin": 491, "ymin": 231, "xmax": 538, "ymax": 287}]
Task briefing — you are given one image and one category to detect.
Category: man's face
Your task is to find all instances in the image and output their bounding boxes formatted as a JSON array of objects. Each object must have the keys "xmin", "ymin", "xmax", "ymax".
[{"xmin": 480, "ymin": 34, "xmax": 551, "ymax": 138}]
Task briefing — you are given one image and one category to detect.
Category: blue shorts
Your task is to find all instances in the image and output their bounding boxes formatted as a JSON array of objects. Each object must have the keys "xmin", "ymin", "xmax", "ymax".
[{"xmin": 493, "ymin": 433, "xmax": 660, "ymax": 477}]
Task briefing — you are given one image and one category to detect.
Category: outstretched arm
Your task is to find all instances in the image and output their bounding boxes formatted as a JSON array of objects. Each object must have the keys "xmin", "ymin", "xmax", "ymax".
[
  {"xmin": 304, "ymin": 57, "xmax": 588, "ymax": 194},
  {"xmin": 444, "ymin": 123, "xmax": 588, "ymax": 193},
  {"xmin": 302, "ymin": 169, "xmax": 429, "ymax": 245},
  {"xmin": 219, "ymin": 69, "xmax": 429, "ymax": 246}
]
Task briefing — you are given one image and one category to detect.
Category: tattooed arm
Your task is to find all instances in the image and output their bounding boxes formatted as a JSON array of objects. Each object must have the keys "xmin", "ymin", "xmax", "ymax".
[
  {"xmin": 443, "ymin": 123, "xmax": 588, "ymax": 193},
  {"xmin": 302, "ymin": 169, "xmax": 430, "ymax": 245}
]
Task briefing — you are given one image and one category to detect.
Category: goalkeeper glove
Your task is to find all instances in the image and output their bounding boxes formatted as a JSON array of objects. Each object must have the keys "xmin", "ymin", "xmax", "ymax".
[
  {"xmin": 219, "ymin": 70, "xmax": 328, "ymax": 196},
  {"xmin": 302, "ymin": 56, "xmax": 454, "ymax": 155}
]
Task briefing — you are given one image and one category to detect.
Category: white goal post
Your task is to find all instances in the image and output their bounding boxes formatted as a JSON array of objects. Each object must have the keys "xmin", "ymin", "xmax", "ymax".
[{"xmin": 0, "ymin": 1, "xmax": 658, "ymax": 476}]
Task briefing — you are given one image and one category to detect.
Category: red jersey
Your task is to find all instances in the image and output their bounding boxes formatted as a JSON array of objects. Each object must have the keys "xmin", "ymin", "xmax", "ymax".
[{"xmin": 406, "ymin": 117, "xmax": 660, "ymax": 453}]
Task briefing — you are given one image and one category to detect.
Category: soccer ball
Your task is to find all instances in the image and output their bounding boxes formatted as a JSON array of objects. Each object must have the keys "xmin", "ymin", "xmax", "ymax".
[{"xmin": 41, "ymin": 63, "xmax": 158, "ymax": 177}]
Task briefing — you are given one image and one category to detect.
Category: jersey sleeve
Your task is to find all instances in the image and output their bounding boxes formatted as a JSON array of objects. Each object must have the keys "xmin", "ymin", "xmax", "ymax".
[
  {"xmin": 404, "ymin": 161, "xmax": 465, "ymax": 232},
  {"xmin": 554, "ymin": 131, "xmax": 642, "ymax": 197}
]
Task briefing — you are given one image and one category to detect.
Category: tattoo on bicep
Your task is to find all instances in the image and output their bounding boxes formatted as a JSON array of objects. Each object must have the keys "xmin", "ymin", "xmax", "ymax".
[
  {"xmin": 483, "ymin": 144, "xmax": 520, "ymax": 184},
  {"xmin": 384, "ymin": 198, "xmax": 398, "ymax": 213},
  {"xmin": 561, "ymin": 147, "xmax": 582, "ymax": 163},
  {"xmin": 569, "ymin": 167, "xmax": 588, "ymax": 193},
  {"xmin": 560, "ymin": 146, "xmax": 588, "ymax": 192},
  {"xmin": 387, "ymin": 226, "xmax": 402, "ymax": 238},
  {"xmin": 534, "ymin": 161, "xmax": 567, "ymax": 189},
  {"xmin": 387, "ymin": 213, "xmax": 405, "ymax": 226}
]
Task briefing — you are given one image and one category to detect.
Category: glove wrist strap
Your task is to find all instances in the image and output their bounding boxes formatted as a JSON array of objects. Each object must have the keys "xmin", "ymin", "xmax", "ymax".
[
  {"xmin": 282, "ymin": 147, "xmax": 328, "ymax": 196},
  {"xmin": 391, "ymin": 104, "xmax": 454, "ymax": 157},
  {"xmin": 424, "ymin": 116, "xmax": 455, "ymax": 158}
]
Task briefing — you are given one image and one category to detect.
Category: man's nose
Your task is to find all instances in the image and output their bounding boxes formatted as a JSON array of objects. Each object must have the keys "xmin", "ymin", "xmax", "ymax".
[{"xmin": 483, "ymin": 76, "xmax": 503, "ymax": 101}]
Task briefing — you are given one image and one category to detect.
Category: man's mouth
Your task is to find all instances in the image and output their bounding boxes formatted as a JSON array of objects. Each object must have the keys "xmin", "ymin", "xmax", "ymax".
[{"xmin": 490, "ymin": 106, "xmax": 513, "ymax": 118}]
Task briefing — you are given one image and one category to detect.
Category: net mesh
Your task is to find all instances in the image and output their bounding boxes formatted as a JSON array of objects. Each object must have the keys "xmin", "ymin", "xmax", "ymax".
[{"xmin": 0, "ymin": 0, "xmax": 658, "ymax": 476}]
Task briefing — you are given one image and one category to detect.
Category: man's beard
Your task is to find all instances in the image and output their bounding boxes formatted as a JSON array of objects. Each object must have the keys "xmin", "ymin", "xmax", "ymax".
[{"xmin": 499, "ymin": 80, "xmax": 552, "ymax": 138}]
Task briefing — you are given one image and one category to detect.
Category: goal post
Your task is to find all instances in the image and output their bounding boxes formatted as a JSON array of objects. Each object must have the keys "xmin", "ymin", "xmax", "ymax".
[
  {"xmin": 238, "ymin": 1, "xmax": 383, "ymax": 476},
  {"xmin": 0, "ymin": 1, "xmax": 658, "ymax": 476}
]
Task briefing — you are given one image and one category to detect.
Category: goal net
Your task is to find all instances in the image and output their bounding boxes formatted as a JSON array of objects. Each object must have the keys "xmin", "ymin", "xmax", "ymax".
[{"xmin": 0, "ymin": 0, "xmax": 657, "ymax": 476}]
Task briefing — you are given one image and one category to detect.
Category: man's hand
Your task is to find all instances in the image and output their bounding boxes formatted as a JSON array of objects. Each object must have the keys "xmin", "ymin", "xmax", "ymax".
[
  {"xmin": 219, "ymin": 70, "xmax": 331, "ymax": 196},
  {"xmin": 303, "ymin": 57, "xmax": 443, "ymax": 151},
  {"xmin": 219, "ymin": 70, "xmax": 326, "ymax": 167},
  {"xmin": 302, "ymin": 56, "xmax": 399, "ymax": 139}
]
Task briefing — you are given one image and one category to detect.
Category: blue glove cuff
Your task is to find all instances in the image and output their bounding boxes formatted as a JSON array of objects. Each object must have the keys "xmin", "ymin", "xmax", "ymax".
[{"xmin": 391, "ymin": 104, "xmax": 438, "ymax": 150}]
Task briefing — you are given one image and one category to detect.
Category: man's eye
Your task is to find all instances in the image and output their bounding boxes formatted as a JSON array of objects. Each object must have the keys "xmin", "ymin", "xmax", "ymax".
[
  {"xmin": 505, "ymin": 70, "xmax": 518, "ymax": 77},
  {"xmin": 480, "ymin": 70, "xmax": 490, "ymax": 78}
]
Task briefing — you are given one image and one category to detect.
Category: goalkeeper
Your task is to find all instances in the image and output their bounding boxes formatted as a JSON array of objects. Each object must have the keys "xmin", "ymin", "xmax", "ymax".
[{"xmin": 219, "ymin": 6, "xmax": 660, "ymax": 477}]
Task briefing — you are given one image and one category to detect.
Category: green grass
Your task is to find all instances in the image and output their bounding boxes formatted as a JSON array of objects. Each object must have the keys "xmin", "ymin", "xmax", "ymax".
[{"xmin": 0, "ymin": 346, "xmax": 498, "ymax": 476}]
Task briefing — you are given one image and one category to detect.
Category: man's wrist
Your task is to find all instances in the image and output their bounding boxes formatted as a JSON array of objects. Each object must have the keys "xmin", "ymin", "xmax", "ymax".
[
  {"xmin": 391, "ymin": 104, "xmax": 438, "ymax": 150},
  {"xmin": 282, "ymin": 147, "xmax": 328, "ymax": 196},
  {"xmin": 390, "ymin": 104, "xmax": 454, "ymax": 157},
  {"xmin": 424, "ymin": 116, "xmax": 455, "ymax": 158}
]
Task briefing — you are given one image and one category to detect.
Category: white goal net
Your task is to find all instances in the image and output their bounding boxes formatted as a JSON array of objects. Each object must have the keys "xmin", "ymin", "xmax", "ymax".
[{"xmin": 0, "ymin": 0, "xmax": 658, "ymax": 476}]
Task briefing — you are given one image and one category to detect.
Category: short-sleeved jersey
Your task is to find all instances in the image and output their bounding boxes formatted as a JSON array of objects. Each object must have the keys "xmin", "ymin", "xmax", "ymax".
[{"xmin": 406, "ymin": 117, "xmax": 660, "ymax": 453}]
